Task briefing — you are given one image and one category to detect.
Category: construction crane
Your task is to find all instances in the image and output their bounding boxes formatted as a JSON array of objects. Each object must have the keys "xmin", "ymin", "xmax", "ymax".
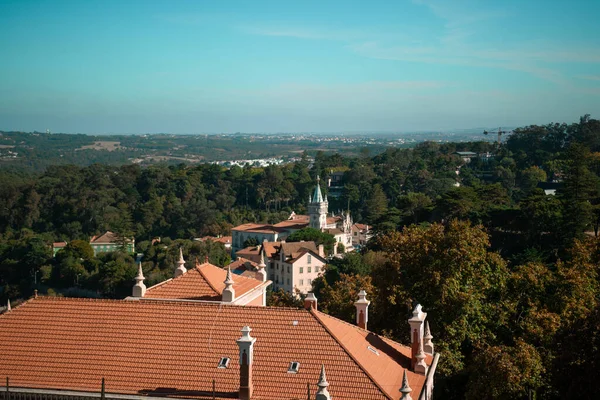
[{"xmin": 483, "ymin": 127, "xmax": 512, "ymax": 145}]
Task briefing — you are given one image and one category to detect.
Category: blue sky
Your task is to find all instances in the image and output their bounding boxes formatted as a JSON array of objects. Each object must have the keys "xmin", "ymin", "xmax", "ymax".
[{"xmin": 1, "ymin": 0, "xmax": 599, "ymax": 134}]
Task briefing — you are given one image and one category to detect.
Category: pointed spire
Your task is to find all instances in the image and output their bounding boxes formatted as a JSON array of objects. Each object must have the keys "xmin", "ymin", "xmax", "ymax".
[
  {"xmin": 424, "ymin": 321, "xmax": 434, "ymax": 355},
  {"xmin": 222, "ymin": 267, "xmax": 236, "ymax": 302},
  {"xmin": 312, "ymin": 176, "xmax": 324, "ymax": 203},
  {"xmin": 315, "ymin": 364, "xmax": 331, "ymax": 400},
  {"xmin": 399, "ymin": 370, "xmax": 412, "ymax": 400},
  {"xmin": 132, "ymin": 262, "xmax": 146, "ymax": 297},
  {"xmin": 100, "ymin": 378, "xmax": 106, "ymax": 400},
  {"xmin": 174, "ymin": 247, "xmax": 187, "ymax": 277},
  {"xmin": 6, "ymin": 299, "xmax": 11, "ymax": 312}
]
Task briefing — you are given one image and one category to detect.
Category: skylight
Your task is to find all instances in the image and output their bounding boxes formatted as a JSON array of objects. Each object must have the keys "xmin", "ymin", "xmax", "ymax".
[
  {"xmin": 287, "ymin": 361, "xmax": 300, "ymax": 373},
  {"xmin": 367, "ymin": 346, "xmax": 380, "ymax": 356},
  {"xmin": 218, "ymin": 357, "xmax": 230, "ymax": 368}
]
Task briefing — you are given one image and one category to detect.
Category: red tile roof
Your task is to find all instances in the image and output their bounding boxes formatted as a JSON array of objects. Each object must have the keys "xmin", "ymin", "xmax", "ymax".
[
  {"xmin": 145, "ymin": 262, "xmax": 264, "ymax": 301},
  {"xmin": 0, "ymin": 297, "xmax": 433, "ymax": 400}
]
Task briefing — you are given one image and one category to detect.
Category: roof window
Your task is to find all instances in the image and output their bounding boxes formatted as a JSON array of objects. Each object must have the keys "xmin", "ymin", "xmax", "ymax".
[
  {"xmin": 287, "ymin": 361, "xmax": 300, "ymax": 373},
  {"xmin": 218, "ymin": 357, "xmax": 230, "ymax": 368},
  {"xmin": 367, "ymin": 346, "xmax": 380, "ymax": 356}
]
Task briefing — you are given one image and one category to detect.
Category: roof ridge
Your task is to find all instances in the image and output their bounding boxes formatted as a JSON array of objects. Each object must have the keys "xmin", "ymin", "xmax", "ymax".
[
  {"xmin": 195, "ymin": 264, "xmax": 222, "ymax": 295},
  {"xmin": 310, "ymin": 309, "xmax": 394, "ymax": 400}
]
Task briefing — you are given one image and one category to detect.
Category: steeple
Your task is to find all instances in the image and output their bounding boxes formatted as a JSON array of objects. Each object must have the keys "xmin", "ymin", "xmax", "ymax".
[
  {"xmin": 399, "ymin": 370, "xmax": 413, "ymax": 400},
  {"xmin": 312, "ymin": 175, "xmax": 324, "ymax": 203},
  {"xmin": 174, "ymin": 247, "xmax": 187, "ymax": 277},
  {"xmin": 132, "ymin": 262, "xmax": 146, "ymax": 298},
  {"xmin": 315, "ymin": 364, "xmax": 331, "ymax": 400},
  {"xmin": 222, "ymin": 267, "xmax": 235, "ymax": 302},
  {"xmin": 308, "ymin": 176, "xmax": 329, "ymax": 230}
]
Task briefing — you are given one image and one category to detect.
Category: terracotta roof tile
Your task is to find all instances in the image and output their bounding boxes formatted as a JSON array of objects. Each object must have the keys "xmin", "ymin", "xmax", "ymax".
[
  {"xmin": 145, "ymin": 263, "xmax": 264, "ymax": 301},
  {"xmin": 0, "ymin": 297, "xmax": 418, "ymax": 399}
]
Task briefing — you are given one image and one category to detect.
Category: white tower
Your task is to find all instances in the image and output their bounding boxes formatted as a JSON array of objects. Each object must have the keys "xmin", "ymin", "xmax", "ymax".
[
  {"xmin": 132, "ymin": 262, "xmax": 146, "ymax": 298},
  {"xmin": 308, "ymin": 176, "xmax": 328, "ymax": 230}
]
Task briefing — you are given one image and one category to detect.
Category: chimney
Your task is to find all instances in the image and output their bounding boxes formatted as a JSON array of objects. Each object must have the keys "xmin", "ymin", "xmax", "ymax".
[
  {"xmin": 423, "ymin": 321, "xmax": 434, "ymax": 355},
  {"xmin": 408, "ymin": 304, "xmax": 426, "ymax": 371},
  {"xmin": 237, "ymin": 326, "xmax": 256, "ymax": 400},
  {"xmin": 174, "ymin": 247, "xmax": 187, "ymax": 277},
  {"xmin": 354, "ymin": 290, "xmax": 370, "ymax": 330},
  {"xmin": 304, "ymin": 292, "xmax": 317, "ymax": 310},
  {"xmin": 315, "ymin": 364, "xmax": 331, "ymax": 400},
  {"xmin": 132, "ymin": 262, "xmax": 146, "ymax": 297},
  {"xmin": 318, "ymin": 244, "xmax": 325, "ymax": 258},
  {"xmin": 222, "ymin": 267, "xmax": 235, "ymax": 303}
]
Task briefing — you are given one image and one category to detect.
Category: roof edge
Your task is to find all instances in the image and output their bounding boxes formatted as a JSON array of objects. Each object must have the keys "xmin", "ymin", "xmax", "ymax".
[{"xmin": 310, "ymin": 309, "xmax": 394, "ymax": 400}]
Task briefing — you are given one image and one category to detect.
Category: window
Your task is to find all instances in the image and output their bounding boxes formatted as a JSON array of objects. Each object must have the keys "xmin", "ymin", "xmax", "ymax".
[
  {"xmin": 308, "ymin": 267, "xmax": 311, "ymax": 273},
  {"xmin": 218, "ymin": 357, "xmax": 230, "ymax": 368},
  {"xmin": 307, "ymin": 255, "xmax": 312, "ymax": 264},
  {"xmin": 299, "ymin": 279, "xmax": 304, "ymax": 286},
  {"xmin": 299, "ymin": 267, "xmax": 303, "ymax": 274},
  {"xmin": 287, "ymin": 266, "xmax": 290, "ymax": 273},
  {"xmin": 287, "ymin": 278, "xmax": 290, "ymax": 285},
  {"xmin": 307, "ymin": 279, "xmax": 311, "ymax": 285},
  {"xmin": 354, "ymin": 232, "xmax": 358, "ymax": 236},
  {"xmin": 314, "ymin": 266, "xmax": 319, "ymax": 273},
  {"xmin": 270, "ymin": 262, "xmax": 274, "ymax": 270},
  {"xmin": 288, "ymin": 362, "xmax": 300, "ymax": 373}
]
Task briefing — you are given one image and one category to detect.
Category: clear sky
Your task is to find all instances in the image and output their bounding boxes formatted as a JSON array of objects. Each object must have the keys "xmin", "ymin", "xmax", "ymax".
[{"xmin": 1, "ymin": 0, "xmax": 599, "ymax": 134}]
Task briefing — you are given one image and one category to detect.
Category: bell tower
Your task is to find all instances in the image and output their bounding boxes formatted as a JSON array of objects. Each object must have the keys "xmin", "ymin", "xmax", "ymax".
[{"xmin": 308, "ymin": 176, "xmax": 328, "ymax": 230}]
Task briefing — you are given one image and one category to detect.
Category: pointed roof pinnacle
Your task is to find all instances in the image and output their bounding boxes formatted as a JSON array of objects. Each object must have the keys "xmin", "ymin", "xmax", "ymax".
[
  {"xmin": 312, "ymin": 176, "xmax": 324, "ymax": 203},
  {"xmin": 7, "ymin": 299, "xmax": 11, "ymax": 312},
  {"xmin": 135, "ymin": 262, "xmax": 145, "ymax": 282},
  {"xmin": 175, "ymin": 247, "xmax": 187, "ymax": 277},
  {"xmin": 399, "ymin": 370, "xmax": 413, "ymax": 399},
  {"xmin": 224, "ymin": 267, "xmax": 234, "ymax": 286},
  {"xmin": 318, "ymin": 364, "xmax": 329, "ymax": 388},
  {"xmin": 424, "ymin": 321, "xmax": 433, "ymax": 340},
  {"xmin": 258, "ymin": 246, "xmax": 266, "ymax": 268}
]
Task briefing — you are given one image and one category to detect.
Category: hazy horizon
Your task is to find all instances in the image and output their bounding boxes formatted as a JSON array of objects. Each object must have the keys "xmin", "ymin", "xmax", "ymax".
[{"xmin": 1, "ymin": 0, "xmax": 599, "ymax": 134}]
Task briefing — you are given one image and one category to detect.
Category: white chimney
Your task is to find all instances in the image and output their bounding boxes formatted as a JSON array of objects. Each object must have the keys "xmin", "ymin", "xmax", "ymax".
[
  {"xmin": 237, "ymin": 326, "xmax": 256, "ymax": 400},
  {"xmin": 304, "ymin": 292, "xmax": 318, "ymax": 310},
  {"xmin": 408, "ymin": 304, "xmax": 427, "ymax": 371},
  {"xmin": 354, "ymin": 290, "xmax": 370, "ymax": 330}
]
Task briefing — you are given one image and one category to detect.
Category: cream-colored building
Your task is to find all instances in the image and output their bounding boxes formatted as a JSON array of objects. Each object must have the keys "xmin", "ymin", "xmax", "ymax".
[{"xmin": 268, "ymin": 242, "xmax": 328, "ymax": 294}]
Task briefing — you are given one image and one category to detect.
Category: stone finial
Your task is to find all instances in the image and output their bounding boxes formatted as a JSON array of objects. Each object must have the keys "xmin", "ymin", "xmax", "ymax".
[
  {"xmin": 174, "ymin": 247, "xmax": 187, "ymax": 278},
  {"xmin": 257, "ymin": 247, "xmax": 267, "ymax": 282},
  {"xmin": 132, "ymin": 262, "xmax": 146, "ymax": 298},
  {"xmin": 354, "ymin": 290, "xmax": 370, "ymax": 330},
  {"xmin": 222, "ymin": 267, "xmax": 235, "ymax": 302},
  {"xmin": 414, "ymin": 339, "xmax": 428, "ymax": 375},
  {"xmin": 6, "ymin": 299, "xmax": 11, "ymax": 312},
  {"xmin": 423, "ymin": 321, "xmax": 434, "ymax": 355},
  {"xmin": 315, "ymin": 364, "xmax": 331, "ymax": 400},
  {"xmin": 399, "ymin": 370, "xmax": 412, "ymax": 400}
]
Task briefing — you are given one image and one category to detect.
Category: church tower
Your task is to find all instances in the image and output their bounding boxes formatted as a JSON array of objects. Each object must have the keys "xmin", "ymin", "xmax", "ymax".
[{"xmin": 308, "ymin": 176, "xmax": 328, "ymax": 230}]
